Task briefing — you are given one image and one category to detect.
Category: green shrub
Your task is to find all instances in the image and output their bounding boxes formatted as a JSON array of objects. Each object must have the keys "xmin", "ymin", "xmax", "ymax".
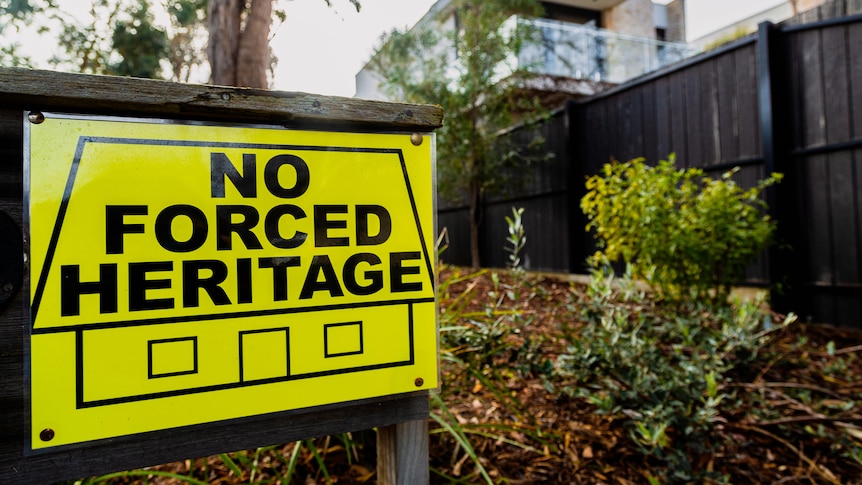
[
  {"xmin": 581, "ymin": 155, "xmax": 781, "ymax": 303},
  {"xmin": 554, "ymin": 267, "xmax": 794, "ymax": 482}
]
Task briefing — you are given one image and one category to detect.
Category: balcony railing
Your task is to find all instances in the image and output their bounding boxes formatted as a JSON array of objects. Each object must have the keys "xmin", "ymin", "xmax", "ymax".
[{"xmin": 517, "ymin": 17, "xmax": 697, "ymax": 84}]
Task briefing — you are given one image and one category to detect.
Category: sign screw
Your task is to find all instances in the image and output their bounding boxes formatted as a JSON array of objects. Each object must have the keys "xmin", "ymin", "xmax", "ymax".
[
  {"xmin": 28, "ymin": 111, "xmax": 44, "ymax": 124},
  {"xmin": 410, "ymin": 133, "xmax": 423, "ymax": 146},
  {"xmin": 39, "ymin": 428, "xmax": 54, "ymax": 442},
  {"xmin": 221, "ymin": 93, "xmax": 231, "ymax": 101},
  {"xmin": 414, "ymin": 377, "xmax": 424, "ymax": 387}
]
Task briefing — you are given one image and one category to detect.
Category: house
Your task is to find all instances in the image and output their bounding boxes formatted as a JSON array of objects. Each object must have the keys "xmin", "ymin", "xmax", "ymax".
[
  {"xmin": 354, "ymin": 0, "xmax": 693, "ymax": 101},
  {"xmin": 689, "ymin": 0, "xmax": 831, "ymax": 50}
]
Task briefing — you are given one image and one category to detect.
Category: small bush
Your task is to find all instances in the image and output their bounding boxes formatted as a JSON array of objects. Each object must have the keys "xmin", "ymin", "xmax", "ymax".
[
  {"xmin": 581, "ymin": 155, "xmax": 781, "ymax": 303},
  {"xmin": 554, "ymin": 267, "xmax": 794, "ymax": 482}
]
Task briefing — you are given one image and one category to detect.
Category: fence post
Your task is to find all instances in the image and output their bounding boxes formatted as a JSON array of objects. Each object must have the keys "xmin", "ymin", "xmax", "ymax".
[
  {"xmin": 377, "ymin": 419, "xmax": 430, "ymax": 485},
  {"xmin": 756, "ymin": 21, "xmax": 800, "ymax": 316},
  {"xmin": 565, "ymin": 99, "xmax": 588, "ymax": 274}
]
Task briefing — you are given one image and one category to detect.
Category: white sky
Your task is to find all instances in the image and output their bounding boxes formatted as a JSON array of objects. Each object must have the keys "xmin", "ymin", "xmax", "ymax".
[
  {"xmin": 271, "ymin": 0, "xmax": 438, "ymax": 95},
  {"xmin": 273, "ymin": 0, "xmax": 785, "ymax": 96},
  {"xmin": 684, "ymin": 0, "xmax": 785, "ymax": 40},
  {"xmin": 7, "ymin": 0, "xmax": 787, "ymax": 97}
]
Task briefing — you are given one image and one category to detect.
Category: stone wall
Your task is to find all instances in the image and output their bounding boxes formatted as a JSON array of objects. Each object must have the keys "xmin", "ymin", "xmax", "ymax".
[
  {"xmin": 602, "ymin": 0, "xmax": 655, "ymax": 39},
  {"xmin": 665, "ymin": 0, "xmax": 686, "ymax": 42}
]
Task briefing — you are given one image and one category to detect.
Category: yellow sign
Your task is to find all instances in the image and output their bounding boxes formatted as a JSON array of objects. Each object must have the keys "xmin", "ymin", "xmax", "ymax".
[{"xmin": 26, "ymin": 114, "xmax": 437, "ymax": 449}]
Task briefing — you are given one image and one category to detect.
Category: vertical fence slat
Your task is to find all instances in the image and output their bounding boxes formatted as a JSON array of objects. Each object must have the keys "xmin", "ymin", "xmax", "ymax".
[
  {"xmin": 700, "ymin": 61, "xmax": 720, "ymax": 166},
  {"xmin": 669, "ymin": 72, "xmax": 688, "ymax": 164},
  {"xmin": 618, "ymin": 92, "xmax": 632, "ymax": 161},
  {"xmin": 641, "ymin": 82, "xmax": 659, "ymax": 164},
  {"xmin": 685, "ymin": 67, "xmax": 703, "ymax": 166},
  {"xmin": 630, "ymin": 88, "xmax": 645, "ymax": 160},
  {"xmin": 609, "ymin": 94, "xmax": 623, "ymax": 161},
  {"xmin": 654, "ymin": 77, "xmax": 671, "ymax": 160},
  {"xmin": 716, "ymin": 51, "xmax": 740, "ymax": 164},
  {"xmin": 736, "ymin": 44, "xmax": 760, "ymax": 158}
]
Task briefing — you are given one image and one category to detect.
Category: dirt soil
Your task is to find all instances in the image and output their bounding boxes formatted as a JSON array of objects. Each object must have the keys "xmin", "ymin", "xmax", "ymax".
[
  {"xmin": 101, "ymin": 267, "xmax": 862, "ymax": 485},
  {"xmin": 430, "ymin": 268, "xmax": 862, "ymax": 484}
]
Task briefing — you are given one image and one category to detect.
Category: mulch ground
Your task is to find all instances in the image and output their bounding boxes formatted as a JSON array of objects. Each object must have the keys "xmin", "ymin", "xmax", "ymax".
[
  {"xmin": 98, "ymin": 267, "xmax": 862, "ymax": 484},
  {"xmin": 430, "ymin": 268, "xmax": 862, "ymax": 484}
]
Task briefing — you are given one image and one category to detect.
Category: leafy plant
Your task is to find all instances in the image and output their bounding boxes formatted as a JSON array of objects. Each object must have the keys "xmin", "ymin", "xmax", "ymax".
[
  {"xmin": 581, "ymin": 155, "xmax": 782, "ymax": 304},
  {"xmin": 554, "ymin": 266, "xmax": 795, "ymax": 482},
  {"xmin": 505, "ymin": 207, "xmax": 527, "ymax": 271}
]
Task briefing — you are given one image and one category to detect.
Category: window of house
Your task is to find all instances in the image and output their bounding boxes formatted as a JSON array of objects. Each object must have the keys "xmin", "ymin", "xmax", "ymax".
[{"xmin": 539, "ymin": 2, "xmax": 601, "ymax": 26}]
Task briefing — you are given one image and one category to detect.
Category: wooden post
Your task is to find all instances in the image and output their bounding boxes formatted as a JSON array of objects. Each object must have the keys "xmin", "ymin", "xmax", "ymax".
[
  {"xmin": 565, "ymin": 99, "xmax": 587, "ymax": 274},
  {"xmin": 756, "ymin": 21, "xmax": 801, "ymax": 318},
  {"xmin": 377, "ymin": 419, "xmax": 430, "ymax": 485}
]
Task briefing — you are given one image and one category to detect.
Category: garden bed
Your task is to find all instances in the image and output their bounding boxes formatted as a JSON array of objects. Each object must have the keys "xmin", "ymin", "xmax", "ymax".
[{"xmin": 77, "ymin": 267, "xmax": 862, "ymax": 484}]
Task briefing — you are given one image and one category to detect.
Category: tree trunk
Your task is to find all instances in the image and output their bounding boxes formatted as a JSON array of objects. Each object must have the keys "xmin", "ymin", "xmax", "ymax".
[
  {"xmin": 207, "ymin": 0, "xmax": 271, "ymax": 88},
  {"xmin": 207, "ymin": 0, "xmax": 242, "ymax": 86},
  {"xmin": 236, "ymin": 0, "xmax": 272, "ymax": 88},
  {"xmin": 468, "ymin": 181, "xmax": 482, "ymax": 269}
]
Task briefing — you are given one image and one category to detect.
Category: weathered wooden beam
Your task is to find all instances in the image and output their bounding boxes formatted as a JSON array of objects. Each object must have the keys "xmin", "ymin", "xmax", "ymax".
[
  {"xmin": 2, "ymin": 392, "xmax": 430, "ymax": 484},
  {"xmin": 377, "ymin": 418, "xmax": 430, "ymax": 485},
  {"xmin": 0, "ymin": 68, "xmax": 443, "ymax": 132}
]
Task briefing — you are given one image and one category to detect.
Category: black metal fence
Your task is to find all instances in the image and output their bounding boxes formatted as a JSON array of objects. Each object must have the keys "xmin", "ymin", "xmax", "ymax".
[{"xmin": 439, "ymin": 4, "xmax": 862, "ymax": 328}]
